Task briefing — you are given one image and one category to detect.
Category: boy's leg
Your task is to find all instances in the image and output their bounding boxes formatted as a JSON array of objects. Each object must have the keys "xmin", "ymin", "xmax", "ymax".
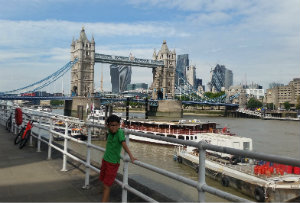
[{"xmin": 101, "ymin": 184, "xmax": 110, "ymax": 202}]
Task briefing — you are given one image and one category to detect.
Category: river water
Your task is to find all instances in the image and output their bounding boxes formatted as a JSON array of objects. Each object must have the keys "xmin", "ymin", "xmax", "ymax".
[{"xmin": 52, "ymin": 109, "xmax": 300, "ymax": 202}]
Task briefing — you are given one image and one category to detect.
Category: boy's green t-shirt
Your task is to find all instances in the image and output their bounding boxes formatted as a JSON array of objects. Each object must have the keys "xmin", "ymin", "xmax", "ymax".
[{"xmin": 103, "ymin": 128, "xmax": 125, "ymax": 164}]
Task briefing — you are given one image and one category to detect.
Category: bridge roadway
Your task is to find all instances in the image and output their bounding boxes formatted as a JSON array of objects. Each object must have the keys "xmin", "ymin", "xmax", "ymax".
[{"xmin": 0, "ymin": 127, "xmax": 170, "ymax": 202}]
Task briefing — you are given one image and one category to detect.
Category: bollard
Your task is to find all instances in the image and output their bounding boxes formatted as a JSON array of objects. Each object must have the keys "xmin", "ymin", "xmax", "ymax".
[
  {"xmin": 37, "ymin": 118, "xmax": 41, "ymax": 152},
  {"xmin": 48, "ymin": 118, "xmax": 53, "ymax": 160},
  {"xmin": 61, "ymin": 121, "xmax": 68, "ymax": 171},
  {"xmin": 83, "ymin": 125, "xmax": 92, "ymax": 189},
  {"xmin": 122, "ymin": 132, "xmax": 130, "ymax": 203}
]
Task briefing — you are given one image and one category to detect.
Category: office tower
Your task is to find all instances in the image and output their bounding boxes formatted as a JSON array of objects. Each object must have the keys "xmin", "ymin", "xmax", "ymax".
[
  {"xmin": 186, "ymin": 65, "xmax": 196, "ymax": 88},
  {"xmin": 176, "ymin": 54, "xmax": 189, "ymax": 85},
  {"xmin": 110, "ymin": 65, "xmax": 132, "ymax": 94},
  {"xmin": 208, "ymin": 64, "xmax": 233, "ymax": 92}
]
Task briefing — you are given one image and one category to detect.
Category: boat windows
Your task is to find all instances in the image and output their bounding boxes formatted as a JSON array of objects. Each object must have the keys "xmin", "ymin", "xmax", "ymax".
[
  {"xmin": 167, "ymin": 134, "xmax": 176, "ymax": 138},
  {"xmin": 157, "ymin": 133, "xmax": 165, "ymax": 137},
  {"xmin": 186, "ymin": 136, "xmax": 189, "ymax": 140},
  {"xmin": 178, "ymin": 135, "xmax": 184, "ymax": 140},
  {"xmin": 243, "ymin": 142, "xmax": 250, "ymax": 150},
  {"xmin": 191, "ymin": 136, "xmax": 193, "ymax": 140}
]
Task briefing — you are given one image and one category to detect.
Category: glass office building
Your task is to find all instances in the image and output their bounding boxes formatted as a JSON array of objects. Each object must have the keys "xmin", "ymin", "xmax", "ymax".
[{"xmin": 110, "ymin": 65, "xmax": 132, "ymax": 93}]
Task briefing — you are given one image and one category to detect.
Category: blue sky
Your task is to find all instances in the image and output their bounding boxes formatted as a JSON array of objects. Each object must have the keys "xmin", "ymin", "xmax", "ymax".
[{"xmin": 0, "ymin": 0, "xmax": 299, "ymax": 93}]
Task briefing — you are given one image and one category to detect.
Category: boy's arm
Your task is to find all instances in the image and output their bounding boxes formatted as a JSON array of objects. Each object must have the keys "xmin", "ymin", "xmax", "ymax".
[{"xmin": 122, "ymin": 142, "xmax": 137, "ymax": 163}]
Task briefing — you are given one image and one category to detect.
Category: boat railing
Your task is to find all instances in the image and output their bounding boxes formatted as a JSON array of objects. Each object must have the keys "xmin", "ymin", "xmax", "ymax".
[{"xmin": 1, "ymin": 104, "xmax": 300, "ymax": 202}]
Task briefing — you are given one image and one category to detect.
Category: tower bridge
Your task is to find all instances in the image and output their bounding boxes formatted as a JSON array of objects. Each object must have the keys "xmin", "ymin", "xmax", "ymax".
[
  {"xmin": 0, "ymin": 27, "xmax": 239, "ymax": 118},
  {"xmin": 70, "ymin": 27, "xmax": 175, "ymax": 100}
]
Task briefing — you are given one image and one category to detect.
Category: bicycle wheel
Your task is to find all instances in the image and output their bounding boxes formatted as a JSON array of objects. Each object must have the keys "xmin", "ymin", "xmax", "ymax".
[
  {"xmin": 14, "ymin": 128, "xmax": 24, "ymax": 145},
  {"xmin": 19, "ymin": 130, "xmax": 31, "ymax": 149}
]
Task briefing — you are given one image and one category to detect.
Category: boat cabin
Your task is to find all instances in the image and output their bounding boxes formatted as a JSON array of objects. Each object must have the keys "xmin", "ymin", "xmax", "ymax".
[{"xmin": 123, "ymin": 120, "xmax": 217, "ymax": 135}]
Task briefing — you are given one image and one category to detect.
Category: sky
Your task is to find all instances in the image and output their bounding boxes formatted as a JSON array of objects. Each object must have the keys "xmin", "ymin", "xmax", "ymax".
[{"xmin": 0, "ymin": 0, "xmax": 299, "ymax": 93}]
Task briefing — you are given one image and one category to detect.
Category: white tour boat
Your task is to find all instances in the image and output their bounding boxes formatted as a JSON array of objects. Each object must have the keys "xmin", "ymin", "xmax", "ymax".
[{"xmin": 122, "ymin": 119, "xmax": 238, "ymax": 148}]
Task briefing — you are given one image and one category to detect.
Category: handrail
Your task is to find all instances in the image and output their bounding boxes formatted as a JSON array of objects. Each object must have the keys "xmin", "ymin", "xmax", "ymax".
[{"xmin": 1, "ymin": 104, "xmax": 299, "ymax": 202}]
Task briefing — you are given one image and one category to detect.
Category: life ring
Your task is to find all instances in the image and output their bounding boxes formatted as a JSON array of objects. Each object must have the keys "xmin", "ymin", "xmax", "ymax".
[
  {"xmin": 254, "ymin": 187, "xmax": 265, "ymax": 202},
  {"xmin": 221, "ymin": 176, "xmax": 229, "ymax": 187},
  {"xmin": 15, "ymin": 108, "xmax": 23, "ymax": 126},
  {"xmin": 177, "ymin": 156, "xmax": 182, "ymax": 163}
]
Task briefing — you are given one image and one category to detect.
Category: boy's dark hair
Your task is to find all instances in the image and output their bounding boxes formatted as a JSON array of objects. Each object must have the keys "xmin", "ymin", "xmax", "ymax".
[{"xmin": 106, "ymin": 114, "xmax": 121, "ymax": 124}]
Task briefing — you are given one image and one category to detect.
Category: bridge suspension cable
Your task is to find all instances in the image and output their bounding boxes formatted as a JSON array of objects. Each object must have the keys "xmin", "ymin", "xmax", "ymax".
[{"xmin": 2, "ymin": 59, "xmax": 78, "ymax": 95}]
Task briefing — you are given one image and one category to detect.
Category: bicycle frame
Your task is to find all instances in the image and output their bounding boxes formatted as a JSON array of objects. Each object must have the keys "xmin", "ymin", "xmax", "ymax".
[{"xmin": 22, "ymin": 120, "xmax": 34, "ymax": 139}]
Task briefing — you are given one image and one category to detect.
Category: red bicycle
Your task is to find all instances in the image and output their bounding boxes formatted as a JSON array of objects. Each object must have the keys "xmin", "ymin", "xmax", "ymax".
[{"xmin": 14, "ymin": 115, "xmax": 36, "ymax": 149}]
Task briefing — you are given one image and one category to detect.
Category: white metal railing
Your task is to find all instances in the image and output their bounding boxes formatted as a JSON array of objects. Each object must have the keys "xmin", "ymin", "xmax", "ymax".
[{"xmin": 1, "ymin": 104, "xmax": 300, "ymax": 202}]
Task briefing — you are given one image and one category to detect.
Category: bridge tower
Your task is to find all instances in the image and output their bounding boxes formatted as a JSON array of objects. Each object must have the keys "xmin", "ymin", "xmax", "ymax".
[
  {"xmin": 152, "ymin": 40, "xmax": 176, "ymax": 99},
  {"xmin": 70, "ymin": 27, "xmax": 95, "ymax": 97}
]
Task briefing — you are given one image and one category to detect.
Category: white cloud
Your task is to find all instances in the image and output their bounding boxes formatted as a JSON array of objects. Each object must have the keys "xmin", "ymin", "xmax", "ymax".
[{"xmin": 0, "ymin": 0, "xmax": 299, "ymax": 93}]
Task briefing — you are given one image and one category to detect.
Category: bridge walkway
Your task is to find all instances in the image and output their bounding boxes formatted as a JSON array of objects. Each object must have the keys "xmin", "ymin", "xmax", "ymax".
[{"xmin": 0, "ymin": 127, "xmax": 122, "ymax": 202}]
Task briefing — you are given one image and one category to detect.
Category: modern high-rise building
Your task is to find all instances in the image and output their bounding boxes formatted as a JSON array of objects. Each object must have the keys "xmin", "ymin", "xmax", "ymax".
[
  {"xmin": 185, "ymin": 65, "xmax": 196, "ymax": 88},
  {"xmin": 224, "ymin": 69, "xmax": 233, "ymax": 90},
  {"xmin": 176, "ymin": 54, "xmax": 189, "ymax": 85},
  {"xmin": 110, "ymin": 65, "xmax": 132, "ymax": 94},
  {"xmin": 207, "ymin": 64, "xmax": 233, "ymax": 92}
]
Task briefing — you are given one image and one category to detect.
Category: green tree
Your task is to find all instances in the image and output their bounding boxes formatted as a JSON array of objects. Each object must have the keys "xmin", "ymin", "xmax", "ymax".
[
  {"xmin": 204, "ymin": 91, "xmax": 225, "ymax": 99},
  {"xmin": 283, "ymin": 102, "xmax": 291, "ymax": 110},
  {"xmin": 50, "ymin": 100, "xmax": 64, "ymax": 106},
  {"xmin": 247, "ymin": 97, "xmax": 263, "ymax": 109},
  {"xmin": 266, "ymin": 103, "xmax": 275, "ymax": 110}
]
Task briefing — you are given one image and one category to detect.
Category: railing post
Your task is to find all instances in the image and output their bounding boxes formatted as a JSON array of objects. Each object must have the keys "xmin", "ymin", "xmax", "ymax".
[
  {"xmin": 29, "ymin": 128, "xmax": 33, "ymax": 147},
  {"xmin": 48, "ymin": 117, "xmax": 53, "ymax": 160},
  {"xmin": 83, "ymin": 125, "xmax": 92, "ymax": 189},
  {"xmin": 11, "ymin": 114, "xmax": 14, "ymax": 133},
  {"xmin": 61, "ymin": 121, "xmax": 68, "ymax": 171},
  {"xmin": 198, "ymin": 142, "xmax": 206, "ymax": 202},
  {"xmin": 37, "ymin": 118, "xmax": 41, "ymax": 152},
  {"xmin": 122, "ymin": 131, "xmax": 129, "ymax": 203},
  {"xmin": 13, "ymin": 119, "xmax": 17, "ymax": 135},
  {"xmin": 29, "ymin": 115, "xmax": 34, "ymax": 147}
]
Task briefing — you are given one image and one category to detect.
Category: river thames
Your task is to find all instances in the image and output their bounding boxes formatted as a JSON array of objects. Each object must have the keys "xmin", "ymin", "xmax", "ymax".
[{"xmin": 54, "ymin": 109, "xmax": 300, "ymax": 201}]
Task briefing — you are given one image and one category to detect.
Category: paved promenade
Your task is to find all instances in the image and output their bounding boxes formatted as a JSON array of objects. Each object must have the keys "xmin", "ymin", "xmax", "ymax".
[
  {"xmin": 0, "ymin": 126, "xmax": 173, "ymax": 202},
  {"xmin": 0, "ymin": 126, "xmax": 106, "ymax": 202},
  {"xmin": 0, "ymin": 126, "xmax": 122, "ymax": 202}
]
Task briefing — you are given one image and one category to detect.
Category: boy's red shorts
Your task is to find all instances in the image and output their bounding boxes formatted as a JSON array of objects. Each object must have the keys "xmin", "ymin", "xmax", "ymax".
[{"xmin": 99, "ymin": 159, "xmax": 120, "ymax": 186}]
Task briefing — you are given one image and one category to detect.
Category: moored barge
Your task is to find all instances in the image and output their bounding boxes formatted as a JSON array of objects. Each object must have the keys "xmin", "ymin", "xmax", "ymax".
[{"xmin": 174, "ymin": 146, "xmax": 300, "ymax": 202}]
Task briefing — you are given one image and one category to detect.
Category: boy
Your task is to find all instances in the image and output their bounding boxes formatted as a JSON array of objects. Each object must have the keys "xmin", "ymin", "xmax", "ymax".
[{"xmin": 99, "ymin": 114, "xmax": 136, "ymax": 202}]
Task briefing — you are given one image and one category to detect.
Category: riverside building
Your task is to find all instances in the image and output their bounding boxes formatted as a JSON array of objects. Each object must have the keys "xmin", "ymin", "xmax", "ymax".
[{"xmin": 265, "ymin": 78, "xmax": 300, "ymax": 109}]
